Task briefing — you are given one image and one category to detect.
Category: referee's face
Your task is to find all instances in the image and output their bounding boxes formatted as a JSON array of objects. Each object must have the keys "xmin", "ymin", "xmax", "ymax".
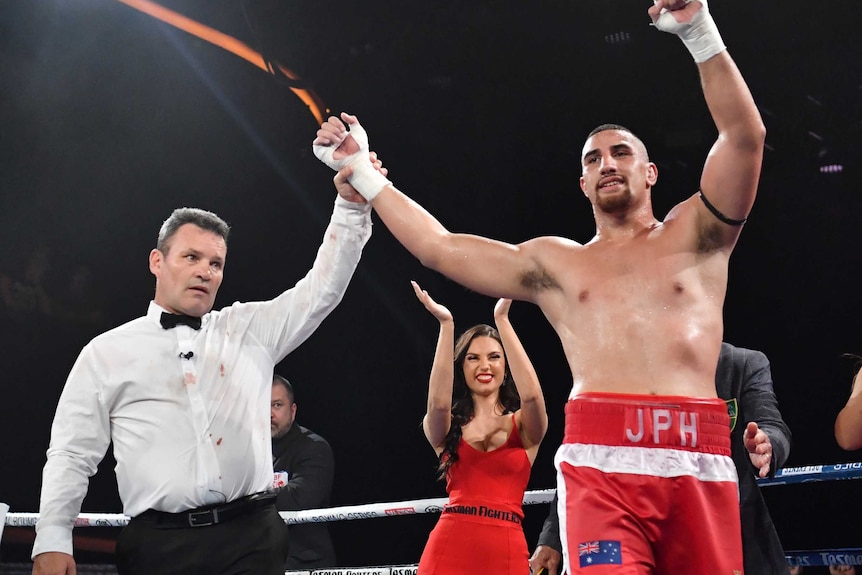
[{"xmin": 150, "ymin": 223, "xmax": 226, "ymax": 317}]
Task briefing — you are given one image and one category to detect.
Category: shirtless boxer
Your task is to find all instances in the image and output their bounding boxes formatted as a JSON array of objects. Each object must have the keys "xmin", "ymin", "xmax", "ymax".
[{"xmin": 313, "ymin": 1, "xmax": 765, "ymax": 572}]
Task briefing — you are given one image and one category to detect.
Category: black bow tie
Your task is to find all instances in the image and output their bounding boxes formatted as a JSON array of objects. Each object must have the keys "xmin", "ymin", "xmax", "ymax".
[{"xmin": 160, "ymin": 312, "xmax": 202, "ymax": 330}]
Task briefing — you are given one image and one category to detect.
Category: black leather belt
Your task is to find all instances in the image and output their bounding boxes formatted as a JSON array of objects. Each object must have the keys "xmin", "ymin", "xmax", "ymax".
[{"xmin": 136, "ymin": 492, "xmax": 277, "ymax": 528}]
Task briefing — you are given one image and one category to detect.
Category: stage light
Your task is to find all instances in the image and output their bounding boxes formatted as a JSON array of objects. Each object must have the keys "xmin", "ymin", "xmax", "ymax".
[
  {"xmin": 819, "ymin": 164, "xmax": 844, "ymax": 173},
  {"xmin": 604, "ymin": 31, "xmax": 632, "ymax": 45}
]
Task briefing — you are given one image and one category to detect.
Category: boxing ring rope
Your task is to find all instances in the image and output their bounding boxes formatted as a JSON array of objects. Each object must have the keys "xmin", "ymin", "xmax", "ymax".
[
  {"xmin": 3, "ymin": 464, "xmax": 862, "ymax": 571},
  {"xmin": 756, "ymin": 462, "xmax": 862, "ymax": 486},
  {"xmin": 1, "ymin": 489, "xmax": 556, "ymax": 529}
]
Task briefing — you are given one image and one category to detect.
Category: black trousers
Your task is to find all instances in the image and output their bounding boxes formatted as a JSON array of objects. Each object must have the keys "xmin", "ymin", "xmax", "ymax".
[{"xmin": 116, "ymin": 504, "xmax": 289, "ymax": 575}]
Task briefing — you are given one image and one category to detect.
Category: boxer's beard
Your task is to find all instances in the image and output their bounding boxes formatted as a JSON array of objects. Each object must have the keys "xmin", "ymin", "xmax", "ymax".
[{"xmin": 596, "ymin": 187, "xmax": 633, "ymax": 214}]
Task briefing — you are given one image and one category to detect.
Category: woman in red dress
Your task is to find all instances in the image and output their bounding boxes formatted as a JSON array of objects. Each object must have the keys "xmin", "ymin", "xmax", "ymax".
[{"xmin": 411, "ymin": 281, "xmax": 548, "ymax": 575}]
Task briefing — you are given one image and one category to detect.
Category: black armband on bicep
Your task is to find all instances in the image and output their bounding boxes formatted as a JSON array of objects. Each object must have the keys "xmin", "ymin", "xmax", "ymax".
[{"xmin": 698, "ymin": 189, "xmax": 747, "ymax": 226}]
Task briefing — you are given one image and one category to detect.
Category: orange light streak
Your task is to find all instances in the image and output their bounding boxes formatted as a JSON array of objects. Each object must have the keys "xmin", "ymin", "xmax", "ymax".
[{"xmin": 115, "ymin": 0, "xmax": 326, "ymax": 124}]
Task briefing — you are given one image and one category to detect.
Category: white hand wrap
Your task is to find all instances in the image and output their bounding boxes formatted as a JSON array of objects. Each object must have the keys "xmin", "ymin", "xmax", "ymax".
[
  {"xmin": 653, "ymin": 0, "xmax": 725, "ymax": 63},
  {"xmin": 313, "ymin": 121, "xmax": 391, "ymax": 202}
]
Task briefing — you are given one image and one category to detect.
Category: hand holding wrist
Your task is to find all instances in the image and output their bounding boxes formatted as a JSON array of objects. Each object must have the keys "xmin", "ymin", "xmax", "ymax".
[
  {"xmin": 313, "ymin": 115, "xmax": 391, "ymax": 202},
  {"xmin": 346, "ymin": 156, "xmax": 391, "ymax": 202}
]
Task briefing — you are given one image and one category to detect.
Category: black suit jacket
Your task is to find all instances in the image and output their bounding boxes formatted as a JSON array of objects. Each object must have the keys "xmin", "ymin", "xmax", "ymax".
[
  {"xmin": 537, "ymin": 343, "xmax": 792, "ymax": 575},
  {"xmin": 272, "ymin": 423, "xmax": 337, "ymax": 570}
]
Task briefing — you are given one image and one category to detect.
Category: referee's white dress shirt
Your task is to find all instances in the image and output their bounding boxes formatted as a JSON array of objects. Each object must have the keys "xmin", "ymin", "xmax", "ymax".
[{"xmin": 33, "ymin": 197, "xmax": 372, "ymax": 557}]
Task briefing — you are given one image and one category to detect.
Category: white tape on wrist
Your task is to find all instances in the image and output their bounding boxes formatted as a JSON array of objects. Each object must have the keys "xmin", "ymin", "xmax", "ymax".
[
  {"xmin": 654, "ymin": 0, "xmax": 726, "ymax": 63},
  {"xmin": 348, "ymin": 160, "xmax": 391, "ymax": 202},
  {"xmin": 312, "ymin": 142, "xmax": 345, "ymax": 172},
  {"xmin": 312, "ymin": 120, "xmax": 391, "ymax": 202}
]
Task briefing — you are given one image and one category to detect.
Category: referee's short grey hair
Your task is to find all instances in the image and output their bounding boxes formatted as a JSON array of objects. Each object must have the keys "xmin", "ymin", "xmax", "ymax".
[{"xmin": 156, "ymin": 208, "xmax": 230, "ymax": 254}]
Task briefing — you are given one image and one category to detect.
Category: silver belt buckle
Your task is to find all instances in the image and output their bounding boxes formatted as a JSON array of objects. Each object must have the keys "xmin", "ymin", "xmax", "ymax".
[{"xmin": 188, "ymin": 508, "xmax": 218, "ymax": 527}]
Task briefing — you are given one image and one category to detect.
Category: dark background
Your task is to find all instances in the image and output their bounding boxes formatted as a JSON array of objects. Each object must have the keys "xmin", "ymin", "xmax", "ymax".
[{"xmin": 1, "ymin": 0, "xmax": 861, "ymax": 570}]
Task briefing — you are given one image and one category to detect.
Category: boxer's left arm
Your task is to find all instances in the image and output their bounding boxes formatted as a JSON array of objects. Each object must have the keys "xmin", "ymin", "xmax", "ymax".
[{"xmin": 650, "ymin": 0, "xmax": 766, "ymax": 249}]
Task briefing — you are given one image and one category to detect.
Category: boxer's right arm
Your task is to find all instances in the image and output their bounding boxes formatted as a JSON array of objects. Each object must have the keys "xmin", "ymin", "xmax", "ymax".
[
  {"xmin": 313, "ymin": 113, "xmax": 391, "ymax": 202},
  {"xmin": 316, "ymin": 112, "xmax": 546, "ymax": 303}
]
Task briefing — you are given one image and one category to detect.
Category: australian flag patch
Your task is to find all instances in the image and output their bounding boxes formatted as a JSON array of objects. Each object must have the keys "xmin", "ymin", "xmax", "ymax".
[{"xmin": 578, "ymin": 540, "xmax": 622, "ymax": 567}]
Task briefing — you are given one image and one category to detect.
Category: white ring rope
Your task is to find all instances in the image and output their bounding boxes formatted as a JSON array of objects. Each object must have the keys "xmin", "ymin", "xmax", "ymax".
[
  {"xmin": 4, "ymin": 465, "xmax": 862, "ymax": 573},
  {"xmin": 4, "ymin": 461, "xmax": 862, "ymax": 528},
  {"xmin": 2, "ymin": 489, "xmax": 556, "ymax": 528}
]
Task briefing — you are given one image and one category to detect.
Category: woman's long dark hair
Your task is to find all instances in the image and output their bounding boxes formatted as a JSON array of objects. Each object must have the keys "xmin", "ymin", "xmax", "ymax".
[{"xmin": 436, "ymin": 324, "xmax": 521, "ymax": 481}]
